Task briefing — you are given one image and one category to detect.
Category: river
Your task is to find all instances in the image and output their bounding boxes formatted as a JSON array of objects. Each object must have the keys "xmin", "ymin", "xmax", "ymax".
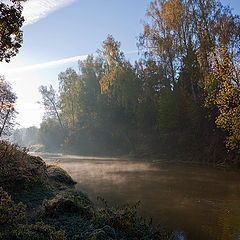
[{"xmin": 38, "ymin": 153, "xmax": 240, "ymax": 240}]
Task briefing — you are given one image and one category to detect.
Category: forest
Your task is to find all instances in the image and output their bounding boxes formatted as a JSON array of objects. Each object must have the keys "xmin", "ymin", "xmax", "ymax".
[{"xmin": 21, "ymin": 0, "xmax": 240, "ymax": 165}]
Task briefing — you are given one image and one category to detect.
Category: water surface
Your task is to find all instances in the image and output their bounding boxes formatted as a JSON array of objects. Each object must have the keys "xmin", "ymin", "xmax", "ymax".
[{"xmin": 39, "ymin": 153, "xmax": 240, "ymax": 240}]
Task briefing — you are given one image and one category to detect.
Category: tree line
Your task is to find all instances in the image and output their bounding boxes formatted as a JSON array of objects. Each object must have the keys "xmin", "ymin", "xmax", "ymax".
[{"xmin": 38, "ymin": 0, "xmax": 240, "ymax": 164}]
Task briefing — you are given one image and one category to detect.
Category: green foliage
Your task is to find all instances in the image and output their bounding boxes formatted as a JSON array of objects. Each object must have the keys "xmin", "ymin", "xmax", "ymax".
[
  {"xmin": 59, "ymin": 68, "xmax": 81, "ymax": 129},
  {"xmin": 38, "ymin": 118, "xmax": 63, "ymax": 152},
  {"xmin": 158, "ymin": 91, "xmax": 178, "ymax": 132}
]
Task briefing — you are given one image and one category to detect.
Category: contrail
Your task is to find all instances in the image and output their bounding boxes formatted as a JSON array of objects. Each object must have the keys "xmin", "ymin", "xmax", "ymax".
[
  {"xmin": 6, "ymin": 54, "xmax": 89, "ymax": 74},
  {"xmin": 22, "ymin": 0, "xmax": 78, "ymax": 26},
  {"xmin": 2, "ymin": 50, "xmax": 138, "ymax": 75}
]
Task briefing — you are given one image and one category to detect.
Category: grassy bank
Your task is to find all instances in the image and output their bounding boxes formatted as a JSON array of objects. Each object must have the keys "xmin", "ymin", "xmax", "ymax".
[{"xmin": 0, "ymin": 141, "xmax": 175, "ymax": 240}]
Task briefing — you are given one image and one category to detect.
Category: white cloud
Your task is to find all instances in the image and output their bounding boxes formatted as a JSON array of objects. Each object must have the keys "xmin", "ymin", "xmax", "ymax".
[{"xmin": 22, "ymin": 0, "xmax": 78, "ymax": 26}]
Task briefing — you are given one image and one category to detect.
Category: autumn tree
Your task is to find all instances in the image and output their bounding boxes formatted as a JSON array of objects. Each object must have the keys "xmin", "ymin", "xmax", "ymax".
[
  {"xmin": 0, "ymin": 0, "xmax": 25, "ymax": 137},
  {"xmin": 205, "ymin": 47, "xmax": 240, "ymax": 155},
  {"xmin": 99, "ymin": 36, "xmax": 140, "ymax": 117},
  {"xmin": 0, "ymin": 76, "xmax": 17, "ymax": 137},
  {"xmin": 99, "ymin": 36, "xmax": 141, "ymax": 150},
  {"xmin": 58, "ymin": 68, "xmax": 81, "ymax": 129},
  {"xmin": 139, "ymin": 0, "xmax": 195, "ymax": 87},
  {"xmin": 0, "ymin": 0, "xmax": 26, "ymax": 62},
  {"xmin": 140, "ymin": 0, "xmax": 240, "ymax": 85}
]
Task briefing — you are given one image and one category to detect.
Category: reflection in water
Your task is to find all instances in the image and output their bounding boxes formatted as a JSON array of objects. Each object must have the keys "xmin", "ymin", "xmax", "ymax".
[
  {"xmin": 39, "ymin": 153, "xmax": 240, "ymax": 240},
  {"xmin": 208, "ymin": 202, "xmax": 240, "ymax": 240}
]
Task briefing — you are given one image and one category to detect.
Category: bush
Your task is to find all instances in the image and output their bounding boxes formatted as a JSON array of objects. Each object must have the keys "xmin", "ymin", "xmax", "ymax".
[
  {"xmin": 0, "ymin": 187, "xmax": 25, "ymax": 228},
  {"xmin": 0, "ymin": 188, "xmax": 66, "ymax": 240},
  {"xmin": 47, "ymin": 165, "xmax": 76, "ymax": 185},
  {"xmin": 93, "ymin": 197, "xmax": 173, "ymax": 239},
  {"xmin": 40, "ymin": 190, "xmax": 93, "ymax": 219},
  {"xmin": 0, "ymin": 141, "xmax": 47, "ymax": 191}
]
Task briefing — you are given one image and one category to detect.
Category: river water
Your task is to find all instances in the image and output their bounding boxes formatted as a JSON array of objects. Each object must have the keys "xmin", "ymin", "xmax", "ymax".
[{"xmin": 39, "ymin": 153, "xmax": 240, "ymax": 240}]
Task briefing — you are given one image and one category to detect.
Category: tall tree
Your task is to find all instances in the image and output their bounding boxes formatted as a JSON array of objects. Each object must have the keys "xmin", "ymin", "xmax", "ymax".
[
  {"xmin": 178, "ymin": 39, "xmax": 202, "ymax": 101},
  {"xmin": 58, "ymin": 68, "xmax": 81, "ymax": 129},
  {"xmin": 140, "ymin": 0, "xmax": 240, "ymax": 86},
  {"xmin": 139, "ymin": 0, "xmax": 195, "ymax": 87},
  {"xmin": 77, "ymin": 55, "xmax": 103, "ymax": 128},
  {"xmin": 98, "ymin": 36, "xmax": 141, "ymax": 151},
  {"xmin": 38, "ymin": 85, "xmax": 65, "ymax": 134},
  {"xmin": 99, "ymin": 36, "xmax": 140, "ymax": 115},
  {"xmin": 0, "ymin": 76, "xmax": 17, "ymax": 137}
]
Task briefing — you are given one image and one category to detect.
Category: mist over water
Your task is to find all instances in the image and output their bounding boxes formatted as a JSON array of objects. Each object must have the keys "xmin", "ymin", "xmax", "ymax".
[{"xmin": 39, "ymin": 153, "xmax": 240, "ymax": 240}]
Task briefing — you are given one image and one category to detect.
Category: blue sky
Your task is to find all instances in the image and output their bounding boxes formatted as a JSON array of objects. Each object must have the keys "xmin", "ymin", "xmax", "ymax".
[{"xmin": 0, "ymin": 0, "xmax": 239, "ymax": 128}]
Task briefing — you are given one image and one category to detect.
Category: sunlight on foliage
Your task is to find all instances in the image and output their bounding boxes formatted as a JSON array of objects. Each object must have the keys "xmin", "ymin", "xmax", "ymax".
[{"xmin": 205, "ymin": 47, "xmax": 240, "ymax": 154}]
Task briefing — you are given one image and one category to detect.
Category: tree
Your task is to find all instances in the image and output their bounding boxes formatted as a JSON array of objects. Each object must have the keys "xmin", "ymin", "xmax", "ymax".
[
  {"xmin": 99, "ymin": 36, "xmax": 140, "ymax": 115},
  {"xmin": 205, "ymin": 47, "xmax": 240, "ymax": 154},
  {"xmin": 99, "ymin": 35, "xmax": 125, "ymax": 94},
  {"xmin": 38, "ymin": 118, "xmax": 63, "ymax": 152},
  {"xmin": 136, "ymin": 58, "xmax": 166, "ymax": 131},
  {"xmin": 58, "ymin": 68, "xmax": 81, "ymax": 129},
  {"xmin": 0, "ymin": 0, "xmax": 25, "ymax": 62},
  {"xmin": 77, "ymin": 55, "xmax": 102, "ymax": 128},
  {"xmin": 0, "ymin": 0, "xmax": 25, "ymax": 137},
  {"xmin": 0, "ymin": 76, "xmax": 17, "ymax": 137},
  {"xmin": 178, "ymin": 39, "xmax": 202, "ymax": 101},
  {"xmin": 38, "ymin": 85, "xmax": 65, "ymax": 134},
  {"xmin": 139, "ymin": 0, "xmax": 194, "ymax": 87},
  {"xmin": 139, "ymin": 0, "xmax": 240, "ymax": 86},
  {"xmin": 24, "ymin": 126, "xmax": 39, "ymax": 146},
  {"xmin": 98, "ymin": 36, "xmax": 141, "ymax": 151}
]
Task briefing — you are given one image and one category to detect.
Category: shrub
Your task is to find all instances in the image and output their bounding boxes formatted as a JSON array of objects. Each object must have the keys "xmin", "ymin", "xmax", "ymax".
[
  {"xmin": 0, "ymin": 188, "xmax": 66, "ymax": 240},
  {"xmin": 0, "ymin": 187, "xmax": 25, "ymax": 228},
  {"xmin": 47, "ymin": 165, "xmax": 76, "ymax": 185},
  {"xmin": 0, "ymin": 141, "xmax": 47, "ymax": 191},
  {"xmin": 41, "ymin": 190, "xmax": 93, "ymax": 219}
]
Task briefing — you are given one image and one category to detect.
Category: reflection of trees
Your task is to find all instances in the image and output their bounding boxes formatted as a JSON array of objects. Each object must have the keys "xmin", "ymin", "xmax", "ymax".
[{"xmin": 207, "ymin": 202, "xmax": 240, "ymax": 240}]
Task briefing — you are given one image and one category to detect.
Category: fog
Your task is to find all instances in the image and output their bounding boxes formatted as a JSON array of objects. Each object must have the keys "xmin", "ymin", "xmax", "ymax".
[{"xmin": 31, "ymin": 153, "xmax": 240, "ymax": 240}]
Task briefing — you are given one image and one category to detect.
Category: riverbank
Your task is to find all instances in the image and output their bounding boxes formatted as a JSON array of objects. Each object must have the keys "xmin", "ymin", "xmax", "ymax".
[
  {"xmin": 0, "ymin": 141, "xmax": 174, "ymax": 240},
  {"xmin": 32, "ymin": 149, "xmax": 239, "ymax": 171}
]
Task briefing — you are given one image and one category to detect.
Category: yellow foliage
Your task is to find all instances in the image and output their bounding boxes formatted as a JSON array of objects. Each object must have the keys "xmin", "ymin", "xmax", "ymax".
[{"xmin": 205, "ymin": 47, "xmax": 240, "ymax": 153}]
